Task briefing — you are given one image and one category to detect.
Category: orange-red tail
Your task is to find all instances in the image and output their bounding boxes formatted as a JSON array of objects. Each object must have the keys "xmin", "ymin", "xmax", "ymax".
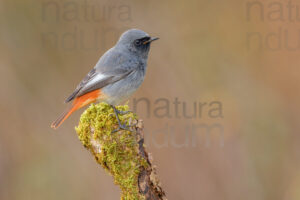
[{"xmin": 51, "ymin": 89, "xmax": 101, "ymax": 129}]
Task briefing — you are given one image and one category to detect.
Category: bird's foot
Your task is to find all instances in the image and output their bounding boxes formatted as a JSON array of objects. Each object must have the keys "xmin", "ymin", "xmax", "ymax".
[
  {"xmin": 111, "ymin": 105, "xmax": 136, "ymax": 133},
  {"xmin": 115, "ymin": 109, "xmax": 133, "ymax": 115},
  {"xmin": 112, "ymin": 123, "xmax": 136, "ymax": 133}
]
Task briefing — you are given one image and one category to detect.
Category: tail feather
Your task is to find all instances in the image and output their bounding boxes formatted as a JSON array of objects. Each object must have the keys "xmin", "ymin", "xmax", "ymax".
[
  {"xmin": 51, "ymin": 105, "xmax": 77, "ymax": 129},
  {"xmin": 51, "ymin": 89, "xmax": 101, "ymax": 129}
]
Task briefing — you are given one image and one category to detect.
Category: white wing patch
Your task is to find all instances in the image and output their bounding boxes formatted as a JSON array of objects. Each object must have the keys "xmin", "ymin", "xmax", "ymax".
[{"xmin": 84, "ymin": 73, "xmax": 108, "ymax": 89}]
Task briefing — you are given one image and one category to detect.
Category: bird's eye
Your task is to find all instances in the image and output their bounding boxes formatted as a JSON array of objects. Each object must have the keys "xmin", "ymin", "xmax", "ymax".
[{"xmin": 134, "ymin": 39, "xmax": 142, "ymax": 46}]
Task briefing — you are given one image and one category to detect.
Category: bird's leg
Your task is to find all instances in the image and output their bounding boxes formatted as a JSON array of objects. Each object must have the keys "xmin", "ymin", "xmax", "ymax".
[
  {"xmin": 111, "ymin": 105, "xmax": 136, "ymax": 133},
  {"xmin": 112, "ymin": 106, "xmax": 136, "ymax": 126},
  {"xmin": 117, "ymin": 110, "xmax": 132, "ymax": 115}
]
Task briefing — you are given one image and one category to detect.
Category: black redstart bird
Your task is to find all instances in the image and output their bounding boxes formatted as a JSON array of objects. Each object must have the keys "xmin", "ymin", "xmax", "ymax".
[{"xmin": 51, "ymin": 29, "xmax": 159, "ymax": 130}]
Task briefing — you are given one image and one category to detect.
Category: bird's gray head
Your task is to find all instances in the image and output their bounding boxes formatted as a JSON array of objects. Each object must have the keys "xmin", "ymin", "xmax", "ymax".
[{"xmin": 116, "ymin": 29, "xmax": 159, "ymax": 58}]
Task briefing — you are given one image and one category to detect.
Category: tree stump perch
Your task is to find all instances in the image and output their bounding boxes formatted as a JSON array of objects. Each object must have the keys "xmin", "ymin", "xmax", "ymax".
[{"xmin": 75, "ymin": 103, "xmax": 166, "ymax": 200}]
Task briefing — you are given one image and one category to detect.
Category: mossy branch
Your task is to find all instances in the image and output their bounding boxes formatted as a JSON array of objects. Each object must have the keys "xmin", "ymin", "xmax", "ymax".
[{"xmin": 75, "ymin": 103, "xmax": 166, "ymax": 200}]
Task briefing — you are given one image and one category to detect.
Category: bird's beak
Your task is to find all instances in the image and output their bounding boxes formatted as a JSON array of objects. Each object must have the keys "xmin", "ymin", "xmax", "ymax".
[{"xmin": 143, "ymin": 37, "xmax": 159, "ymax": 44}]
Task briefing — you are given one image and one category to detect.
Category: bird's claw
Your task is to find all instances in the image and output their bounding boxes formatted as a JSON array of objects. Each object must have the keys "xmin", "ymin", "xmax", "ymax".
[
  {"xmin": 116, "ymin": 110, "xmax": 133, "ymax": 115},
  {"xmin": 112, "ymin": 123, "xmax": 136, "ymax": 133},
  {"xmin": 111, "ymin": 105, "xmax": 136, "ymax": 133}
]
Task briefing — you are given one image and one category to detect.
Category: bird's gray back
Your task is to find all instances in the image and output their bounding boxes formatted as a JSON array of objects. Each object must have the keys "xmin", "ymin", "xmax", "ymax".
[{"xmin": 95, "ymin": 45, "xmax": 146, "ymax": 74}]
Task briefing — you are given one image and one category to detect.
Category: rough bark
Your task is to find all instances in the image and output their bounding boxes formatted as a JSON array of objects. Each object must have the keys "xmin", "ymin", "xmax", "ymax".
[{"xmin": 135, "ymin": 120, "xmax": 166, "ymax": 200}]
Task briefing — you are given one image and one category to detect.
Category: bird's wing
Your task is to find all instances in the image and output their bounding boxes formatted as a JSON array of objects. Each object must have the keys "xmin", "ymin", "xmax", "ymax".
[
  {"xmin": 65, "ymin": 48, "xmax": 139, "ymax": 103},
  {"xmin": 65, "ymin": 66, "xmax": 134, "ymax": 103},
  {"xmin": 65, "ymin": 68, "xmax": 96, "ymax": 103}
]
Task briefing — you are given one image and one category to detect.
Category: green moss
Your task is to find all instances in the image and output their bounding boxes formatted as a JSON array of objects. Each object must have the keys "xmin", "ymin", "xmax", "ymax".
[{"xmin": 75, "ymin": 102, "xmax": 148, "ymax": 200}]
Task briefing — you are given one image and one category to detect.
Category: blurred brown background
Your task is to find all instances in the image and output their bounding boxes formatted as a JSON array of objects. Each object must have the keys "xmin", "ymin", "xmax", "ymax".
[{"xmin": 1, "ymin": 0, "xmax": 300, "ymax": 199}]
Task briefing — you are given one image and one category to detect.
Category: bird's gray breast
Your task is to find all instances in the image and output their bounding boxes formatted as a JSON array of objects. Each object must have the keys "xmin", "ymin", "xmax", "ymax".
[{"xmin": 102, "ymin": 61, "xmax": 147, "ymax": 105}]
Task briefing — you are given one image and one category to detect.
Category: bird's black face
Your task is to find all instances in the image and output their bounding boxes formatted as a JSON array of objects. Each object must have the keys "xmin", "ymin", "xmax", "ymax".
[
  {"xmin": 117, "ymin": 29, "xmax": 158, "ymax": 57},
  {"xmin": 133, "ymin": 36, "xmax": 159, "ymax": 54},
  {"xmin": 134, "ymin": 37, "xmax": 150, "ymax": 47},
  {"xmin": 133, "ymin": 37, "xmax": 151, "ymax": 52}
]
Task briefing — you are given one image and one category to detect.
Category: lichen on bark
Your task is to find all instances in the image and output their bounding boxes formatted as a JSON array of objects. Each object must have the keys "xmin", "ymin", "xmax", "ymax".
[{"xmin": 75, "ymin": 103, "xmax": 166, "ymax": 200}]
